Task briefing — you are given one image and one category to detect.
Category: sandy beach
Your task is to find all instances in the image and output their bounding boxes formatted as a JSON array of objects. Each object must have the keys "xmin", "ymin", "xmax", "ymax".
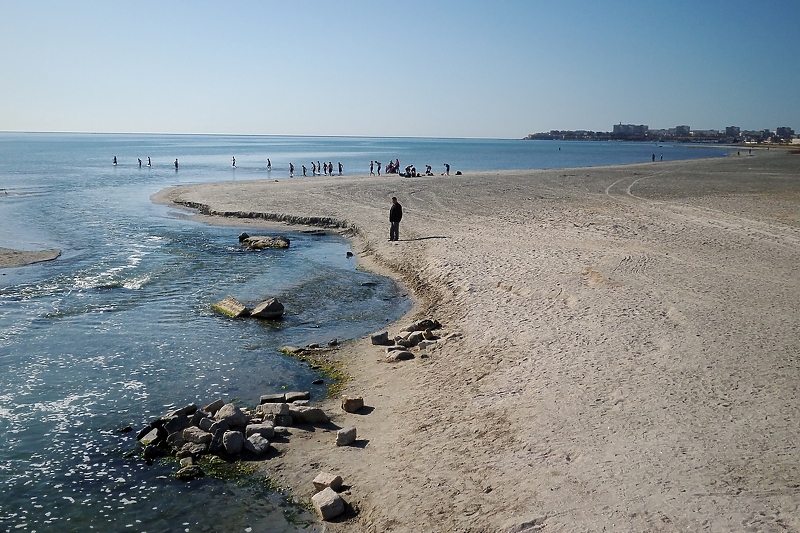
[{"xmin": 153, "ymin": 151, "xmax": 800, "ymax": 533}]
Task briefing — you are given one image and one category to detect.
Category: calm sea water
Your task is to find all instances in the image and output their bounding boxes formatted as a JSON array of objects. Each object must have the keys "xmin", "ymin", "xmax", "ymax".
[{"xmin": 0, "ymin": 133, "xmax": 726, "ymax": 533}]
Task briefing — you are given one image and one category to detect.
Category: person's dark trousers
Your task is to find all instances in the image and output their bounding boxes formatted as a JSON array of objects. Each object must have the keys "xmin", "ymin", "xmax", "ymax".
[{"xmin": 390, "ymin": 221, "xmax": 400, "ymax": 241}]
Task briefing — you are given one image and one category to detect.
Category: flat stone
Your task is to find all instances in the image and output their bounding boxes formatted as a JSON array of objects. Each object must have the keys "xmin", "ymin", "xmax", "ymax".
[
  {"xmin": 211, "ymin": 295, "xmax": 250, "ymax": 317},
  {"xmin": 371, "ymin": 331, "xmax": 390, "ymax": 345},
  {"xmin": 167, "ymin": 404, "xmax": 198, "ymax": 418},
  {"xmin": 312, "ymin": 487, "xmax": 345, "ymax": 520},
  {"xmin": 417, "ymin": 340, "xmax": 437, "ymax": 350},
  {"xmin": 313, "ymin": 472, "xmax": 343, "ymax": 492},
  {"xmin": 260, "ymin": 393, "xmax": 286, "ymax": 404},
  {"xmin": 257, "ymin": 402, "xmax": 290, "ymax": 416},
  {"xmin": 285, "ymin": 391, "xmax": 310, "ymax": 403},
  {"xmin": 336, "ymin": 427, "xmax": 357, "ymax": 446},
  {"xmin": 250, "ymin": 297, "xmax": 284, "ymax": 319},
  {"xmin": 242, "ymin": 235, "xmax": 290, "ymax": 249},
  {"xmin": 175, "ymin": 465, "xmax": 205, "ymax": 481}
]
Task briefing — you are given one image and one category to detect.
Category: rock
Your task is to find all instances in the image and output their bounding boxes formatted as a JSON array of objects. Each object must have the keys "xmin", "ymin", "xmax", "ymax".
[
  {"xmin": 407, "ymin": 331, "xmax": 425, "ymax": 346},
  {"xmin": 260, "ymin": 393, "xmax": 286, "ymax": 404},
  {"xmin": 174, "ymin": 465, "xmax": 205, "ymax": 481},
  {"xmin": 395, "ymin": 338, "xmax": 413, "ymax": 348},
  {"xmin": 202, "ymin": 399, "xmax": 225, "ymax": 415},
  {"xmin": 403, "ymin": 318, "xmax": 441, "ymax": 332},
  {"xmin": 244, "ymin": 434, "xmax": 271, "ymax": 455},
  {"xmin": 312, "ymin": 379, "xmax": 325, "ymax": 385},
  {"xmin": 182, "ymin": 426, "xmax": 213, "ymax": 444},
  {"xmin": 214, "ymin": 403, "xmax": 249, "ymax": 429},
  {"xmin": 163, "ymin": 415, "xmax": 192, "ymax": 435},
  {"xmin": 167, "ymin": 404, "xmax": 198, "ymax": 418},
  {"xmin": 238, "ymin": 232, "xmax": 250, "ymax": 242},
  {"xmin": 422, "ymin": 329, "xmax": 437, "ymax": 340},
  {"xmin": 250, "ymin": 297, "xmax": 284, "ymax": 319},
  {"xmin": 211, "ymin": 295, "xmax": 250, "ymax": 318},
  {"xmin": 312, "ymin": 487, "xmax": 345, "ymax": 520},
  {"xmin": 179, "ymin": 456, "xmax": 194, "ymax": 467},
  {"xmin": 289, "ymin": 405, "xmax": 329, "ymax": 424},
  {"xmin": 313, "ymin": 472, "xmax": 343, "ymax": 492},
  {"xmin": 222, "ymin": 430, "xmax": 244, "ymax": 455},
  {"xmin": 386, "ymin": 350, "xmax": 414, "ymax": 362},
  {"xmin": 117, "ymin": 425, "xmax": 132, "ymax": 433},
  {"xmin": 198, "ymin": 417, "xmax": 214, "ymax": 431},
  {"xmin": 346, "ymin": 251, "xmax": 354, "ymax": 258},
  {"xmin": 292, "ymin": 399, "xmax": 310, "ymax": 406},
  {"xmin": 371, "ymin": 331, "xmax": 390, "ymax": 345},
  {"xmin": 417, "ymin": 340, "xmax": 437, "ymax": 350},
  {"xmin": 191, "ymin": 410, "xmax": 210, "ymax": 426},
  {"xmin": 341, "ymin": 396, "xmax": 364, "ymax": 413},
  {"xmin": 327, "ymin": 338, "xmax": 339, "ymax": 347},
  {"xmin": 143, "ymin": 444, "xmax": 166, "ymax": 460},
  {"xmin": 241, "ymin": 235, "xmax": 290, "ymax": 249},
  {"xmin": 209, "ymin": 428, "xmax": 225, "ymax": 453},
  {"xmin": 178, "ymin": 442, "xmax": 208, "ymax": 457},
  {"xmin": 138, "ymin": 427, "xmax": 160, "ymax": 445},
  {"xmin": 285, "ymin": 391, "xmax": 310, "ymax": 403},
  {"xmin": 274, "ymin": 415, "xmax": 293, "ymax": 426},
  {"xmin": 336, "ymin": 427, "xmax": 357, "ymax": 446},
  {"xmin": 385, "ymin": 345, "xmax": 406, "ymax": 353},
  {"xmin": 279, "ymin": 346, "xmax": 305, "ymax": 355},
  {"xmin": 209, "ymin": 419, "xmax": 230, "ymax": 434},
  {"xmin": 245, "ymin": 423, "xmax": 275, "ymax": 440},
  {"xmin": 257, "ymin": 403, "xmax": 290, "ymax": 416}
]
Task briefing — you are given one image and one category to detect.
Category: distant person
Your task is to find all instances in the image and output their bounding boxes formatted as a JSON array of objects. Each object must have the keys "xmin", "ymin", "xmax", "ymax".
[
  {"xmin": 660, "ymin": 154, "xmax": 663, "ymax": 161},
  {"xmin": 147, "ymin": 157, "xmax": 151, "ymax": 167},
  {"xmin": 312, "ymin": 162, "xmax": 316, "ymax": 175},
  {"xmin": 425, "ymin": 164, "xmax": 432, "ymax": 175},
  {"xmin": 113, "ymin": 156, "xmax": 117, "ymax": 165},
  {"xmin": 329, "ymin": 162, "xmax": 333, "ymax": 176},
  {"xmin": 289, "ymin": 163, "xmax": 294, "ymax": 177},
  {"xmin": 652, "ymin": 154, "xmax": 656, "ymax": 162},
  {"xmin": 338, "ymin": 162, "xmax": 342, "ymax": 175},
  {"xmin": 444, "ymin": 163, "xmax": 450, "ymax": 175},
  {"xmin": 377, "ymin": 161, "xmax": 382, "ymax": 175},
  {"xmin": 174, "ymin": 159, "xmax": 179, "ymax": 170},
  {"xmin": 138, "ymin": 158, "xmax": 142, "ymax": 167},
  {"xmin": 302, "ymin": 164, "xmax": 307, "ymax": 176},
  {"xmin": 232, "ymin": 156, "xmax": 236, "ymax": 168},
  {"xmin": 370, "ymin": 161, "xmax": 374, "ymax": 175},
  {"xmin": 318, "ymin": 161, "xmax": 322, "ymax": 176},
  {"xmin": 389, "ymin": 196, "xmax": 402, "ymax": 241},
  {"xmin": 267, "ymin": 158, "xmax": 272, "ymax": 170}
]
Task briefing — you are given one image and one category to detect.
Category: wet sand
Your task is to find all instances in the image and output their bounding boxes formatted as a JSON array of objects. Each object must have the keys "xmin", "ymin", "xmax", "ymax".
[{"xmin": 153, "ymin": 150, "xmax": 800, "ymax": 532}]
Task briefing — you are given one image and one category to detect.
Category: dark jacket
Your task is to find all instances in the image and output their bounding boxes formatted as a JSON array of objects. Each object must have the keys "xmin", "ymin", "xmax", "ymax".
[{"xmin": 389, "ymin": 202, "xmax": 403, "ymax": 222}]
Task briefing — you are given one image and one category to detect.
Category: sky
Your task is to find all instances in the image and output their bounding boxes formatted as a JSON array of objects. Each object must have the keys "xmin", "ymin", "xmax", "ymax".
[{"xmin": 1, "ymin": 1, "xmax": 798, "ymax": 138}]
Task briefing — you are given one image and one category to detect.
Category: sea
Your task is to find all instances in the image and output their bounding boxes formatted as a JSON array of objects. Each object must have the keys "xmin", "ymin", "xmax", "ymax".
[{"xmin": 0, "ymin": 133, "xmax": 727, "ymax": 533}]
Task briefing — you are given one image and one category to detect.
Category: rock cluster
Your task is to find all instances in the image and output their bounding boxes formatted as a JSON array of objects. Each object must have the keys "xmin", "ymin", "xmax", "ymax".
[
  {"xmin": 238, "ymin": 232, "xmax": 291, "ymax": 249},
  {"xmin": 371, "ymin": 317, "xmax": 443, "ymax": 362},
  {"xmin": 211, "ymin": 295, "xmax": 284, "ymax": 319},
  {"xmin": 136, "ymin": 393, "xmax": 327, "ymax": 480}
]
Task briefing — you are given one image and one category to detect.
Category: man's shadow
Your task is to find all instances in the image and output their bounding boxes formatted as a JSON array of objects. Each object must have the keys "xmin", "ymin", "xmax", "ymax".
[{"xmin": 399, "ymin": 236, "xmax": 450, "ymax": 242}]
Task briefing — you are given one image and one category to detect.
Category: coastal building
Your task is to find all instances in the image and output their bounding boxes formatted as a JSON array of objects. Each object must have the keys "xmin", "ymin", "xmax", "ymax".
[
  {"xmin": 725, "ymin": 126, "xmax": 741, "ymax": 138},
  {"xmin": 675, "ymin": 125, "xmax": 691, "ymax": 136},
  {"xmin": 776, "ymin": 127, "xmax": 795, "ymax": 139}
]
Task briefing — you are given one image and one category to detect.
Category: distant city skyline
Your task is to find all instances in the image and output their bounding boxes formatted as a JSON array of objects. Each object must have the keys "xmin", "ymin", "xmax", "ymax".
[{"xmin": 1, "ymin": 1, "xmax": 798, "ymax": 139}]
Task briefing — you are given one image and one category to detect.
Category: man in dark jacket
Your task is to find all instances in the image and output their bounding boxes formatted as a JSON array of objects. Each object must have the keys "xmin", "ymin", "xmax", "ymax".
[{"xmin": 389, "ymin": 197, "xmax": 402, "ymax": 241}]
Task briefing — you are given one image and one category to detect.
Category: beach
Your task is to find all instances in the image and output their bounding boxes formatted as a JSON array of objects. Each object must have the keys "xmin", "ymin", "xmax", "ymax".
[{"xmin": 153, "ymin": 151, "xmax": 800, "ymax": 532}]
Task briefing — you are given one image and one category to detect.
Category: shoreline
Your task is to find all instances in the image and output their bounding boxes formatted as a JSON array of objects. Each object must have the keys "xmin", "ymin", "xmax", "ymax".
[{"xmin": 153, "ymin": 152, "xmax": 800, "ymax": 532}]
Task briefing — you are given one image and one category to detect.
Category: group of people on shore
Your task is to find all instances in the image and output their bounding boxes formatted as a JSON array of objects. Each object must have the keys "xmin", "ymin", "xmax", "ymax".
[
  {"xmin": 299, "ymin": 161, "xmax": 343, "ymax": 177},
  {"xmin": 370, "ymin": 160, "xmax": 450, "ymax": 177}
]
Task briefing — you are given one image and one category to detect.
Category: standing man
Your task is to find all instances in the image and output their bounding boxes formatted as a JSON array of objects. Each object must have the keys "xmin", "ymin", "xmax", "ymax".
[
  {"xmin": 174, "ymin": 159, "xmax": 179, "ymax": 170},
  {"xmin": 338, "ymin": 162, "xmax": 343, "ymax": 175},
  {"xmin": 370, "ymin": 161, "xmax": 374, "ymax": 175},
  {"xmin": 389, "ymin": 196, "xmax": 402, "ymax": 241},
  {"xmin": 289, "ymin": 163, "xmax": 294, "ymax": 177},
  {"xmin": 444, "ymin": 163, "xmax": 450, "ymax": 175}
]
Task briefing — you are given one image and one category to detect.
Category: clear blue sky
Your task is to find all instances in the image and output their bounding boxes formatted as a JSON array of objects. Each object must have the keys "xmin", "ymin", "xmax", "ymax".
[{"xmin": 1, "ymin": 1, "xmax": 797, "ymax": 138}]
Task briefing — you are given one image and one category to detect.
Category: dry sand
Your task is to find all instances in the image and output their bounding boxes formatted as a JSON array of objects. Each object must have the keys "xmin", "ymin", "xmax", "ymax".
[{"xmin": 153, "ymin": 151, "xmax": 800, "ymax": 533}]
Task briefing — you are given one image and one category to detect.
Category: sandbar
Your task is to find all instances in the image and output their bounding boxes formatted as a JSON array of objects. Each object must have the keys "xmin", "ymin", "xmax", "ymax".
[
  {"xmin": 153, "ymin": 151, "xmax": 800, "ymax": 532},
  {"xmin": 0, "ymin": 247, "xmax": 60, "ymax": 268}
]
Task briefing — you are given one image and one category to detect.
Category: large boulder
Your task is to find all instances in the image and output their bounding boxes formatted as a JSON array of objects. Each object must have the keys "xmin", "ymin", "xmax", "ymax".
[
  {"xmin": 370, "ymin": 331, "xmax": 390, "ymax": 345},
  {"xmin": 182, "ymin": 427, "xmax": 212, "ymax": 444},
  {"xmin": 214, "ymin": 403, "xmax": 248, "ymax": 429},
  {"xmin": 341, "ymin": 396, "xmax": 364, "ymax": 413},
  {"xmin": 250, "ymin": 298, "xmax": 284, "ymax": 319},
  {"xmin": 336, "ymin": 427, "xmax": 357, "ymax": 446},
  {"xmin": 245, "ymin": 423, "xmax": 275, "ymax": 440},
  {"xmin": 313, "ymin": 472, "xmax": 343, "ymax": 492},
  {"xmin": 312, "ymin": 487, "xmax": 345, "ymax": 520},
  {"xmin": 222, "ymin": 430, "xmax": 244, "ymax": 455},
  {"xmin": 385, "ymin": 350, "xmax": 414, "ymax": 362},
  {"xmin": 202, "ymin": 398, "xmax": 225, "ymax": 415}
]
